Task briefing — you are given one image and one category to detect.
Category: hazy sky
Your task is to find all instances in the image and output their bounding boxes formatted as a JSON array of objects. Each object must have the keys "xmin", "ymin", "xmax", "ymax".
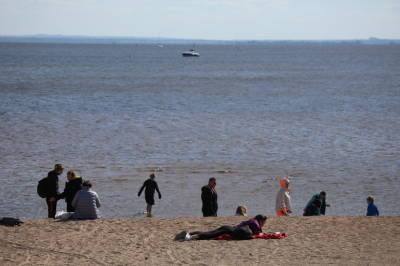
[{"xmin": 1, "ymin": 0, "xmax": 399, "ymax": 40}]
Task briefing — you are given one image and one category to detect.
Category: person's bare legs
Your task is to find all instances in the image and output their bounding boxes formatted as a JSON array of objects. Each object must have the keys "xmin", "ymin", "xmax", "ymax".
[{"xmin": 146, "ymin": 204, "xmax": 152, "ymax": 217}]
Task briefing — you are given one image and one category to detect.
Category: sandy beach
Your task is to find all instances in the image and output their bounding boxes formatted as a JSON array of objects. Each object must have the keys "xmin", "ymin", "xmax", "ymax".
[{"xmin": 1, "ymin": 216, "xmax": 399, "ymax": 265}]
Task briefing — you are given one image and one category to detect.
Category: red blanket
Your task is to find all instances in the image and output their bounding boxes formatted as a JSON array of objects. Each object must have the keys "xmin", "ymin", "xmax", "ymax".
[{"xmin": 214, "ymin": 232, "xmax": 288, "ymax": 240}]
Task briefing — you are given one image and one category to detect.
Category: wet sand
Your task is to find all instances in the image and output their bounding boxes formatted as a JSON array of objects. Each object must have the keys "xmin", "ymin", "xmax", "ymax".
[{"xmin": 1, "ymin": 216, "xmax": 399, "ymax": 265}]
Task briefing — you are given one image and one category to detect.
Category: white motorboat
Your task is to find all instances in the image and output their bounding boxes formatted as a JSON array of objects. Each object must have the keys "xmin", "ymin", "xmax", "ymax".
[{"xmin": 182, "ymin": 49, "xmax": 200, "ymax": 57}]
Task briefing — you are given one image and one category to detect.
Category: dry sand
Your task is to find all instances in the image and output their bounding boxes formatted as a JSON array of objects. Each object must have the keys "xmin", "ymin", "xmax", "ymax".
[{"xmin": 1, "ymin": 216, "xmax": 399, "ymax": 265}]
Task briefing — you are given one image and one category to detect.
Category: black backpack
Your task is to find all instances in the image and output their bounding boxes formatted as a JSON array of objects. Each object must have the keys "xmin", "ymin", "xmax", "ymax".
[
  {"xmin": 37, "ymin": 177, "xmax": 49, "ymax": 198},
  {"xmin": 0, "ymin": 217, "xmax": 24, "ymax": 226}
]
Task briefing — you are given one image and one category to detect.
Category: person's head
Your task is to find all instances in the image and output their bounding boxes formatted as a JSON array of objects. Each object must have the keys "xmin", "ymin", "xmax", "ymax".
[
  {"xmin": 367, "ymin": 196, "xmax": 374, "ymax": 204},
  {"xmin": 54, "ymin": 164, "xmax": 64, "ymax": 174},
  {"xmin": 67, "ymin": 170, "xmax": 77, "ymax": 181},
  {"xmin": 149, "ymin": 173, "xmax": 156, "ymax": 180},
  {"xmin": 279, "ymin": 177, "xmax": 290, "ymax": 190},
  {"xmin": 319, "ymin": 191, "xmax": 326, "ymax": 200},
  {"xmin": 208, "ymin": 177, "xmax": 216, "ymax": 189},
  {"xmin": 82, "ymin": 180, "xmax": 92, "ymax": 188},
  {"xmin": 254, "ymin": 214, "xmax": 267, "ymax": 227},
  {"xmin": 235, "ymin": 206, "xmax": 248, "ymax": 216}
]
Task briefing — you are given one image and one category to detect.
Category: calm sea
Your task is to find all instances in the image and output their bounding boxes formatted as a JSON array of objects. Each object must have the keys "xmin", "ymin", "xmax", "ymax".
[{"xmin": 0, "ymin": 43, "xmax": 399, "ymax": 218}]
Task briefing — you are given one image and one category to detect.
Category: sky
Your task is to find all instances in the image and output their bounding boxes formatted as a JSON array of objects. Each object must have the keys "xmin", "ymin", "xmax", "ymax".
[{"xmin": 0, "ymin": 0, "xmax": 399, "ymax": 40}]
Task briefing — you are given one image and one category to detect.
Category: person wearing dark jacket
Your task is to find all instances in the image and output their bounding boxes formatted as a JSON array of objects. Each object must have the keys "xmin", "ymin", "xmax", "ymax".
[
  {"xmin": 45, "ymin": 164, "xmax": 64, "ymax": 218},
  {"xmin": 318, "ymin": 191, "xmax": 329, "ymax": 215},
  {"xmin": 58, "ymin": 170, "xmax": 83, "ymax": 212},
  {"xmin": 366, "ymin": 196, "xmax": 379, "ymax": 216},
  {"xmin": 201, "ymin": 177, "xmax": 218, "ymax": 217},
  {"xmin": 303, "ymin": 198, "xmax": 322, "ymax": 216},
  {"xmin": 304, "ymin": 191, "xmax": 330, "ymax": 215},
  {"xmin": 138, "ymin": 173, "xmax": 162, "ymax": 217}
]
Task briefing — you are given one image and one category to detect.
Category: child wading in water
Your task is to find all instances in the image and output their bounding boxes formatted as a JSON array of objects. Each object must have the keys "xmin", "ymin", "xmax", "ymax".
[{"xmin": 138, "ymin": 173, "xmax": 162, "ymax": 217}]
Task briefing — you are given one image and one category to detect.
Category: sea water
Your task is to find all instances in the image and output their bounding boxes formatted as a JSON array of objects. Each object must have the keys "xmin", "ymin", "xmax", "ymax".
[{"xmin": 0, "ymin": 43, "xmax": 399, "ymax": 218}]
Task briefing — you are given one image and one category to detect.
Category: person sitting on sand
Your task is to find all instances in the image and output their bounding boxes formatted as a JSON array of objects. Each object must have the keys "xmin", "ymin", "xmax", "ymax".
[
  {"xmin": 71, "ymin": 180, "xmax": 101, "ymax": 220},
  {"xmin": 138, "ymin": 173, "xmax": 162, "ymax": 217},
  {"xmin": 275, "ymin": 177, "xmax": 292, "ymax": 216},
  {"xmin": 303, "ymin": 198, "xmax": 321, "ymax": 216},
  {"xmin": 201, "ymin": 177, "xmax": 218, "ymax": 217},
  {"xmin": 235, "ymin": 205, "xmax": 248, "ymax": 216},
  {"xmin": 304, "ymin": 191, "xmax": 330, "ymax": 215},
  {"xmin": 58, "ymin": 170, "xmax": 83, "ymax": 212},
  {"xmin": 175, "ymin": 215, "xmax": 267, "ymax": 241},
  {"xmin": 366, "ymin": 196, "xmax": 379, "ymax": 216}
]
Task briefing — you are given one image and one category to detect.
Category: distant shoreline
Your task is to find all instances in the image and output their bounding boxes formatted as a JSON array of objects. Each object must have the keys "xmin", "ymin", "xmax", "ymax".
[{"xmin": 1, "ymin": 35, "xmax": 400, "ymax": 45}]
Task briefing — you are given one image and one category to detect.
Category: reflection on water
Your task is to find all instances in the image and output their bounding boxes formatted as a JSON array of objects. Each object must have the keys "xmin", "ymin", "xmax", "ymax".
[{"xmin": 0, "ymin": 43, "xmax": 399, "ymax": 218}]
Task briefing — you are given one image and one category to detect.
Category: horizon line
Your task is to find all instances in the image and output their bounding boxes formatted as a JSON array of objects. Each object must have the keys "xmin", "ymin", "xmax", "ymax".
[{"xmin": 1, "ymin": 34, "xmax": 399, "ymax": 42}]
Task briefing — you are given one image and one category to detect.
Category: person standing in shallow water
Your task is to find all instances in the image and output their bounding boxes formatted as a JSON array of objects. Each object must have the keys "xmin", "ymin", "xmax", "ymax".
[
  {"xmin": 45, "ymin": 164, "xmax": 64, "ymax": 218},
  {"xmin": 201, "ymin": 177, "xmax": 218, "ymax": 217},
  {"xmin": 138, "ymin": 173, "xmax": 162, "ymax": 217}
]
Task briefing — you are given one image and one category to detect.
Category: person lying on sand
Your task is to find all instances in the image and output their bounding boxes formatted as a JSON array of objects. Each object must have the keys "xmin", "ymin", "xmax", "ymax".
[{"xmin": 175, "ymin": 215, "xmax": 267, "ymax": 241}]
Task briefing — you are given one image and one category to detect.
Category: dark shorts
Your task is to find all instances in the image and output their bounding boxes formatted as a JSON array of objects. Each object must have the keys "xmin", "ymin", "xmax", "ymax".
[{"xmin": 145, "ymin": 196, "xmax": 155, "ymax": 205}]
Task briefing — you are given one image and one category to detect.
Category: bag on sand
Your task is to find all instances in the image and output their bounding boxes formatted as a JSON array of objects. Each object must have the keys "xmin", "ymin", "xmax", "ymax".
[
  {"xmin": 55, "ymin": 211, "xmax": 74, "ymax": 221},
  {"xmin": 0, "ymin": 217, "xmax": 24, "ymax": 226},
  {"xmin": 37, "ymin": 177, "xmax": 49, "ymax": 198}
]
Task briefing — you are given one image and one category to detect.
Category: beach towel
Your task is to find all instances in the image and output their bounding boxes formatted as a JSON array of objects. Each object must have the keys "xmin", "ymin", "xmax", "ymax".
[
  {"xmin": 214, "ymin": 232, "xmax": 288, "ymax": 240},
  {"xmin": 253, "ymin": 232, "xmax": 288, "ymax": 239}
]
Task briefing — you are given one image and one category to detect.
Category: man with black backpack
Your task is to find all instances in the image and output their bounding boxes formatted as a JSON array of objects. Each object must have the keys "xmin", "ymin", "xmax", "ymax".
[{"xmin": 43, "ymin": 164, "xmax": 64, "ymax": 218}]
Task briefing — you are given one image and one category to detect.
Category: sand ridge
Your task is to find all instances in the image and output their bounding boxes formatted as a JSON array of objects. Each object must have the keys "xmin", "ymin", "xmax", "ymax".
[{"xmin": 1, "ymin": 216, "xmax": 400, "ymax": 265}]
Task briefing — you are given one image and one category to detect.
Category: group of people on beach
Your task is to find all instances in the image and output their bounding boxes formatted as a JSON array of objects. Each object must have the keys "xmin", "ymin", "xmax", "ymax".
[
  {"xmin": 38, "ymin": 164, "xmax": 380, "ymax": 220},
  {"xmin": 282, "ymin": 177, "xmax": 378, "ymax": 217},
  {"xmin": 38, "ymin": 164, "xmax": 101, "ymax": 219},
  {"xmin": 198, "ymin": 176, "xmax": 323, "ymax": 218}
]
